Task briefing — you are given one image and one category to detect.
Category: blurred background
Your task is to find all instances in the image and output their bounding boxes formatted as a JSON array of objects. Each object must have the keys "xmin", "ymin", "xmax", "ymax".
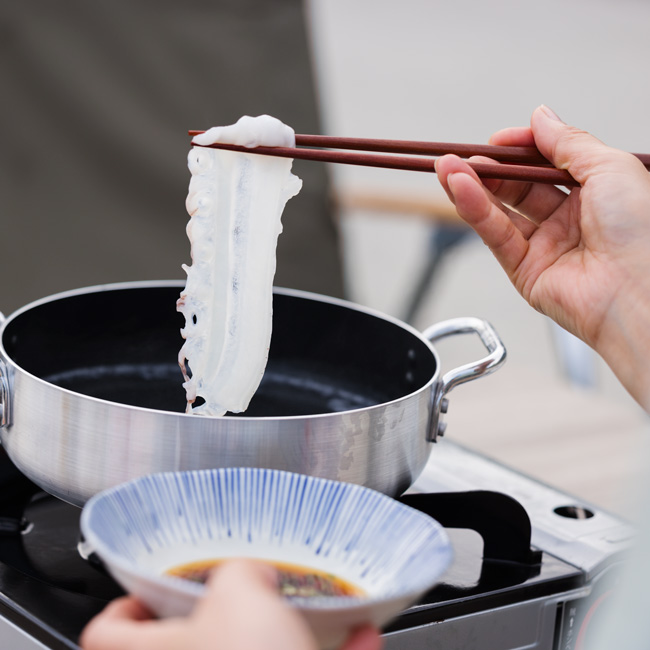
[
  {"xmin": 1, "ymin": 0, "xmax": 648, "ymax": 516},
  {"xmin": 304, "ymin": 0, "xmax": 650, "ymax": 517}
]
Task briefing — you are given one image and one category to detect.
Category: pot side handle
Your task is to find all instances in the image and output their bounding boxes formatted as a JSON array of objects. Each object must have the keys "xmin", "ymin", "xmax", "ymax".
[
  {"xmin": 0, "ymin": 360, "xmax": 10, "ymax": 430},
  {"xmin": 0, "ymin": 311, "xmax": 11, "ymax": 429},
  {"xmin": 422, "ymin": 317, "xmax": 506, "ymax": 442}
]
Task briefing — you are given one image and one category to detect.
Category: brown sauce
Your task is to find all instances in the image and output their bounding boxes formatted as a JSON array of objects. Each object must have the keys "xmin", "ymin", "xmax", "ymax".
[{"xmin": 166, "ymin": 558, "xmax": 365, "ymax": 598}]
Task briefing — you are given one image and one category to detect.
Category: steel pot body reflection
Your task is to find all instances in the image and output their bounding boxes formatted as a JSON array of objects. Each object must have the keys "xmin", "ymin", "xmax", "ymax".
[{"xmin": 0, "ymin": 281, "xmax": 506, "ymax": 506}]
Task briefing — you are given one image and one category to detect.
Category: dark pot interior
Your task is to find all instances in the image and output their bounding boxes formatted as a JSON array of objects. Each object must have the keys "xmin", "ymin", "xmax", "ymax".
[{"xmin": 2, "ymin": 286, "xmax": 437, "ymax": 417}]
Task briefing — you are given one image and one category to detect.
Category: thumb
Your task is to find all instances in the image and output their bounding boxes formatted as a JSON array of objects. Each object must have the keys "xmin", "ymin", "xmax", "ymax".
[
  {"xmin": 531, "ymin": 105, "xmax": 644, "ymax": 184},
  {"xmin": 195, "ymin": 559, "xmax": 279, "ymax": 615}
]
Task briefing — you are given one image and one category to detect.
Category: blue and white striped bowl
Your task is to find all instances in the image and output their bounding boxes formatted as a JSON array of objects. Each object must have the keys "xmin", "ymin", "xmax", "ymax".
[{"xmin": 80, "ymin": 468, "xmax": 452, "ymax": 649}]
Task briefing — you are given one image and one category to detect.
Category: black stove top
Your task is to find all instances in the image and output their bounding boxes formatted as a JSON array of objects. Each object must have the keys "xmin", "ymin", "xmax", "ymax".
[{"xmin": 0, "ymin": 468, "xmax": 587, "ymax": 650}]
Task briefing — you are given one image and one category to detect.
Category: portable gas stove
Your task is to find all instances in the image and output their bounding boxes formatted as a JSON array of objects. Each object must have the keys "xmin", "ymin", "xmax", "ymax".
[{"xmin": 0, "ymin": 441, "xmax": 633, "ymax": 650}]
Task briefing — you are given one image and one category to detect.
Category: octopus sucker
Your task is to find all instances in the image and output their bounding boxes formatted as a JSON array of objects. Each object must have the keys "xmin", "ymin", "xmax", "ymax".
[{"xmin": 177, "ymin": 115, "xmax": 302, "ymax": 416}]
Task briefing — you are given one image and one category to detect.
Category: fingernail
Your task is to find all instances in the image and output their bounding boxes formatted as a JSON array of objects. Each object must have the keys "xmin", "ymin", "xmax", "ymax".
[
  {"xmin": 540, "ymin": 104, "xmax": 564, "ymax": 122},
  {"xmin": 446, "ymin": 172, "xmax": 459, "ymax": 197}
]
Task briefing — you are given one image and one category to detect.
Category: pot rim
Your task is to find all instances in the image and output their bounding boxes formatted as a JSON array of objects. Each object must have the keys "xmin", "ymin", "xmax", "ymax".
[{"xmin": 0, "ymin": 280, "xmax": 441, "ymax": 423}]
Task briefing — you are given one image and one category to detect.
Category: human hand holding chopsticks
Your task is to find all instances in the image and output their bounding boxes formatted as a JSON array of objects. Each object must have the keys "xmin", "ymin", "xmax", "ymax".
[{"xmin": 435, "ymin": 104, "xmax": 650, "ymax": 412}]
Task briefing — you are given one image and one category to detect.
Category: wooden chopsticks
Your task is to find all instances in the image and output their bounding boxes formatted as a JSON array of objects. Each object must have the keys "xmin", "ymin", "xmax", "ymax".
[{"xmin": 188, "ymin": 130, "xmax": 650, "ymax": 187}]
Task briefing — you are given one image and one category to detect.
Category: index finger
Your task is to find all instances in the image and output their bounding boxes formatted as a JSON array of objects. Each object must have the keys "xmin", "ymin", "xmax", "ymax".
[
  {"xmin": 79, "ymin": 597, "xmax": 180, "ymax": 650},
  {"xmin": 484, "ymin": 125, "xmax": 569, "ymax": 222},
  {"xmin": 436, "ymin": 157, "xmax": 530, "ymax": 279},
  {"xmin": 90, "ymin": 596, "xmax": 154, "ymax": 623}
]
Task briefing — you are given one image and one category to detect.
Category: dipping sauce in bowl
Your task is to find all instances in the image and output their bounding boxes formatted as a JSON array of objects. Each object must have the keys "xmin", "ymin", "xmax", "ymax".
[{"xmin": 167, "ymin": 558, "xmax": 365, "ymax": 598}]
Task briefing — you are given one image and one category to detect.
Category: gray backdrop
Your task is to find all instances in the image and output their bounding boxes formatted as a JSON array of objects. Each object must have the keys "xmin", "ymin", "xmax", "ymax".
[{"xmin": 0, "ymin": 0, "xmax": 343, "ymax": 315}]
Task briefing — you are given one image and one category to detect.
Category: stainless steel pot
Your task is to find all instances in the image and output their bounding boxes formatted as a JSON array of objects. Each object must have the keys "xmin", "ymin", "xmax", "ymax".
[{"xmin": 0, "ymin": 281, "xmax": 506, "ymax": 506}]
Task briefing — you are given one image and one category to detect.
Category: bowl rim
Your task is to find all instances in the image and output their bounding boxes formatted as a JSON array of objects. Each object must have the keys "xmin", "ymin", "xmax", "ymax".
[{"xmin": 80, "ymin": 467, "xmax": 454, "ymax": 611}]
